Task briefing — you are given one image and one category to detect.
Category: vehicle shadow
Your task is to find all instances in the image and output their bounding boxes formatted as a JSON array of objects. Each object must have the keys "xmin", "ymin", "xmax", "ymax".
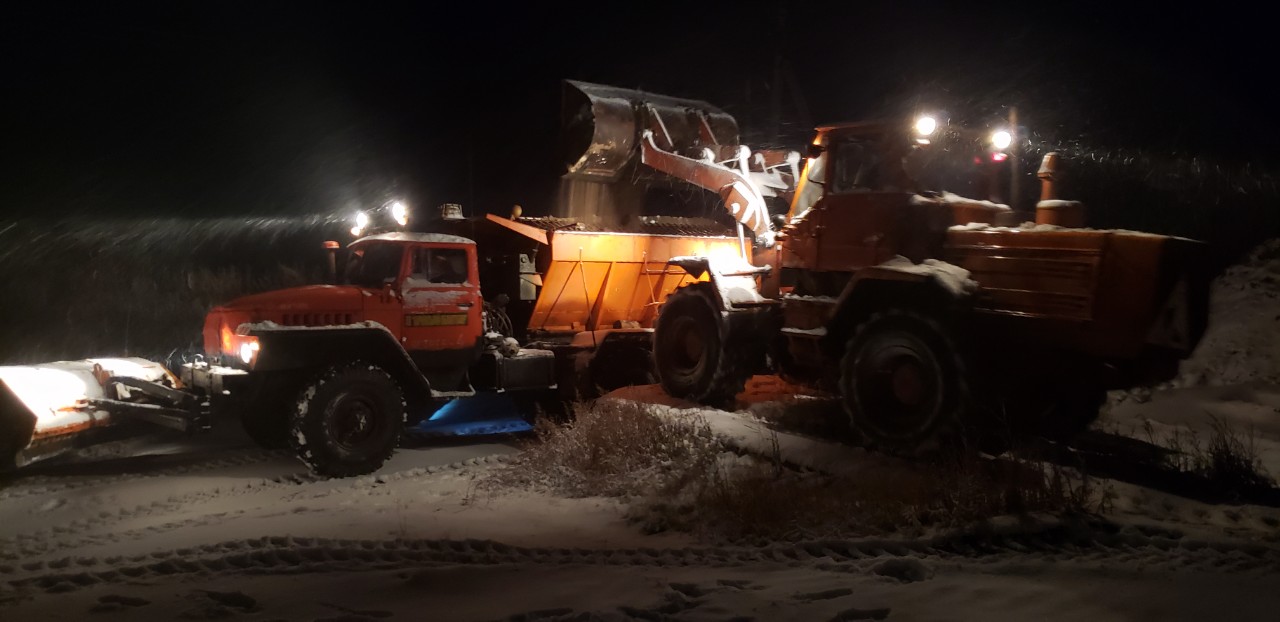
[{"xmin": 1022, "ymin": 430, "xmax": 1280, "ymax": 507}]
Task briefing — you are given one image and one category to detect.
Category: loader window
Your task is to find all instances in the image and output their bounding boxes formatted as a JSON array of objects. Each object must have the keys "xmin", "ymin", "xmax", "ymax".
[
  {"xmin": 346, "ymin": 244, "xmax": 404, "ymax": 288},
  {"xmin": 830, "ymin": 140, "xmax": 880, "ymax": 193},
  {"xmin": 790, "ymin": 152, "xmax": 827, "ymax": 217},
  {"xmin": 410, "ymin": 247, "xmax": 470, "ymax": 284}
]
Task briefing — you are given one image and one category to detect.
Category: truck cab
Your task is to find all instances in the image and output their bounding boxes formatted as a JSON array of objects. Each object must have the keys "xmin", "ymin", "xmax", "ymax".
[
  {"xmin": 344, "ymin": 232, "xmax": 485, "ymax": 391},
  {"xmin": 186, "ymin": 232, "xmax": 555, "ymax": 477}
]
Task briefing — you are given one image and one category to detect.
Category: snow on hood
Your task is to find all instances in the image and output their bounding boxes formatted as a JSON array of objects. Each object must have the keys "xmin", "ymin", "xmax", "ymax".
[
  {"xmin": 351, "ymin": 231, "xmax": 473, "ymax": 246},
  {"xmin": 950, "ymin": 221, "xmax": 1175, "ymax": 238},
  {"xmin": 216, "ymin": 285, "xmax": 364, "ymax": 313},
  {"xmin": 238, "ymin": 320, "xmax": 391, "ymax": 333},
  {"xmin": 911, "ymin": 192, "xmax": 1011, "ymax": 211},
  {"xmin": 876, "ymin": 256, "xmax": 978, "ymax": 297}
]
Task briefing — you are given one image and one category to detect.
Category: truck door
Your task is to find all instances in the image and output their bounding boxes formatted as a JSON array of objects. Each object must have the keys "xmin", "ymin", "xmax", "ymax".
[
  {"xmin": 350, "ymin": 243, "xmax": 407, "ymax": 342},
  {"xmin": 400, "ymin": 244, "xmax": 483, "ymax": 353}
]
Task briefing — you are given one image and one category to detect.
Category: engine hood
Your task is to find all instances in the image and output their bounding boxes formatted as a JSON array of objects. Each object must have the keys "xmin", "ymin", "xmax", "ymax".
[
  {"xmin": 216, "ymin": 285, "xmax": 365, "ymax": 315},
  {"xmin": 202, "ymin": 285, "xmax": 369, "ymax": 358}
]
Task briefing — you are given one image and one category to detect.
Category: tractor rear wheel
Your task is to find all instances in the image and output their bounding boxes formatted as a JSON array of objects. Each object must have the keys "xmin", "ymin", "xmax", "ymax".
[
  {"xmin": 653, "ymin": 283, "xmax": 749, "ymax": 408},
  {"xmin": 840, "ymin": 310, "xmax": 967, "ymax": 456},
  {"xmin": 290, "ymin": 363, "xmax": 405, "ymax": 477}
]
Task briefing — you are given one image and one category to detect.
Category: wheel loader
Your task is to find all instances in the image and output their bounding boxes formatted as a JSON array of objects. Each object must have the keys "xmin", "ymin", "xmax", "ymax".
[{"xmin": 646, "ymin": 118, "xmax": 1210, "ymax": 453}]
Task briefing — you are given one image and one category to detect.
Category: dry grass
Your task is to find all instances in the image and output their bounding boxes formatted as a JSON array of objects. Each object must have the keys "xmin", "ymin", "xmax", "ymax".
[
  {"xmin": 1146, "ymin": 415, "xmax": 1276, "ymax": 500},
  {"xmin": 676, "ymin": 451, "xmax": 1107, "ymax": 542},
  {"xmin": 492, "ymin": 400, "xmax": 1109, "ymax": 543},
  {"xmin": 491, "ymin": 400, "xmax": 722, "ymax": 498}
]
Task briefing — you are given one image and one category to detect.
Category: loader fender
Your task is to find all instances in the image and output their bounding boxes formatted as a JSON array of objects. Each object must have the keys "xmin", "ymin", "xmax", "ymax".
[
  {"xmin": 823, "ymin": 259, "xmax": 976, "ymax": 357},
  {"xmin": 248, "ymin": 326, "xmax": 432, "ymax": 410},
  {"xmin": 666, "ymin": 255, "xmax": 770, "ymax": 312}
]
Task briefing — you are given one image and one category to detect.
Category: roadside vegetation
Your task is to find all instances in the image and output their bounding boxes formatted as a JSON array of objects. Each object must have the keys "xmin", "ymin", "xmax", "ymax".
[
  {"xmin": 1144, "ymin": 416, "xmax": 1276, "ymax": 501},
  {"xmin": 490, "ymin": 400, "xmax": 1110, "ymax": 543},
  {"xmin": 0, "ymin": 217, "xmax": 338, "ymax": 365}
]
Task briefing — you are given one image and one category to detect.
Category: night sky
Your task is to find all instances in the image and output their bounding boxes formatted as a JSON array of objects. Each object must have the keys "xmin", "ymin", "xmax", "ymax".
[{"xmin": 2, "ymin": 1, "xmax": 1274, "ymax": 221}]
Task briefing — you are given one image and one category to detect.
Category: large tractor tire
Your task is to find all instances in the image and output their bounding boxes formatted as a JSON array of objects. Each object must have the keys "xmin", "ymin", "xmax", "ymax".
[
  {"xmin": 653, "ymin": 283, "xmax": 751, "ymax": 408},
  {"xmin": 289, "ymin": 362, "xmax": 405, "ymax": 478},
  {"xmin": 839, "ymin": 310, "xmax": 967, "ymax": 456}
]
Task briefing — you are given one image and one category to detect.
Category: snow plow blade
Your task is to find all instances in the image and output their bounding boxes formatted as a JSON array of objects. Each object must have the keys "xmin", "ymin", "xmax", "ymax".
[
  {"xmin": 561, "ymin": 80, "xmax": 740, "ymax": 181},
  {"xmin": 0, "ymin": 358, "xmax": 202, "ymax": 469}
]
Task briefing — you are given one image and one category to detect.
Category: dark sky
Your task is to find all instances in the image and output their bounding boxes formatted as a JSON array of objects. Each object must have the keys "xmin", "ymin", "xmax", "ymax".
[{"xmin": 2, "ymin": 1, "xmax": 1274, "ymax": 220}]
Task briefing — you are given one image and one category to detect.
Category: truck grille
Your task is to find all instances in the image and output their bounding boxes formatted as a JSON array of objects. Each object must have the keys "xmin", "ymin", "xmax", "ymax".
[{"xmin": 279, "ymin": 313, "xmax": 354, "ymax": 326}]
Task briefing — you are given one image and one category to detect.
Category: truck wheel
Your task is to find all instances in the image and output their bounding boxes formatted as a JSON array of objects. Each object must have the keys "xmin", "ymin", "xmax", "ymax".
[
  {"xmin": 840, "ymin": 310, "xmax": 966, "ymax": 456},
  {"xmin": 290, "ymin": 363, "xmax": 405, "ymax": 477},
  {"xmin": 653, "ymin": 283, "xmax": 748, "ymax": 408}
]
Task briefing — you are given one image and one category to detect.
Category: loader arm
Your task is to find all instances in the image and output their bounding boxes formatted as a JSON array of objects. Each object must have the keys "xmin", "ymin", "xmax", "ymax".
[{"xmin": 639, "ymin": 130, "xmax": 777, "ymax": 243}]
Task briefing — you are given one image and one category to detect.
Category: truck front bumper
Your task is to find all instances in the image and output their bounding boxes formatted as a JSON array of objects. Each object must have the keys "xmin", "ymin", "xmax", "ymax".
[{"xmin": 181, "ymin": 363, "xmax": 251, "ymax": 397}]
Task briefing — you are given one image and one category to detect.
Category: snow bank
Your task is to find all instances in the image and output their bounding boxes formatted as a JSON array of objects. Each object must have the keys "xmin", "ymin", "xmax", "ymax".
[{"xmin": 1177, "ymin": 239, "xmax": 1280, "ymax": 387}]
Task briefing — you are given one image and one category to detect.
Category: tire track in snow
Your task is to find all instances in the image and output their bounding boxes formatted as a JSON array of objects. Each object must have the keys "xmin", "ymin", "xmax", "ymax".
[
  {"xmin": 6, "ymin": 522, "xmax": 1278, "ymax": 596},
  {"xmin": 0, "ymin": 448, "xmax": 288, "ymax": 502},
  {"xmin": 0, "ymin": 453, "xmax": 513, "ymax": 566}
]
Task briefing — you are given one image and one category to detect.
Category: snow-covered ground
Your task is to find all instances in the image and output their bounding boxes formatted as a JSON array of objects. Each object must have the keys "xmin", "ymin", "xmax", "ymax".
[
  {"xmin": 2, "ymin": 372, "xmax": 1278, "ymax": 620},
  {"xmin": 2, "ymin": 243, "xmax": 1280, "ymax": 620}
]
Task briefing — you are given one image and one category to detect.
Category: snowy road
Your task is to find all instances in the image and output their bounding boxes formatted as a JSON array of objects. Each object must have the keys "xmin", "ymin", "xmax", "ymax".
[{"xmin": 1, "ymin": 382, "xmax": 1279, "ymax": 620}]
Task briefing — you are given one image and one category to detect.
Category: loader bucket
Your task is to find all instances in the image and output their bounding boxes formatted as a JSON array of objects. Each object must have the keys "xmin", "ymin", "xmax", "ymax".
[{"xmin": 561, "ymin": 80, "xmax": 740, "ymax": 181}]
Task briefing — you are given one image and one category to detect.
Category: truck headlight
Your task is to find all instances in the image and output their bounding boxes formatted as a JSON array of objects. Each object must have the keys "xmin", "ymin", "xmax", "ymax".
[{"xmin": 239, "ymin": 339, "xmax": 260, "ymax": 365}]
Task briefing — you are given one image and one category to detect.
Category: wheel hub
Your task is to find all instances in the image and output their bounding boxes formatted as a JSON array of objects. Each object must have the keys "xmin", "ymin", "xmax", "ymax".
[
  {"xmin": 890, "ymin": 360, "xmax": 925, "ymax": 407},
  {"xmin": 329, "ymin": 393, "xmax": 379, "ymax": 449}
]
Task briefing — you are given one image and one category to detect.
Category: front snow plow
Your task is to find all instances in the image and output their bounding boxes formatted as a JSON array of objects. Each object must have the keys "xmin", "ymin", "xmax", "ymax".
[{"xmin": 0, "ymin": 358, "xmax": 207, "ymax": 470}]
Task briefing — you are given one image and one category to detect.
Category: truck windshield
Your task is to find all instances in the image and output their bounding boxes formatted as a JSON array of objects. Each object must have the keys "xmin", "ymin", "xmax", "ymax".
[{"xmin": 345, "ymin": 245, "xmax": 404, "ymax": 288}]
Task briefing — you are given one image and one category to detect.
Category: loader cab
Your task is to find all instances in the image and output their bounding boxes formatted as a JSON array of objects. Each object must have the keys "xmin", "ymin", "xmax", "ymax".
[{"xmin": 781, "ymin": 122, "xmax": 948, "ymax": 270}]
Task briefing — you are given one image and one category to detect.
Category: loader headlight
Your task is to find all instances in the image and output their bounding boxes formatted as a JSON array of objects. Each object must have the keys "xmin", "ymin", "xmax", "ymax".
[
  {"xmin": 390, "ymin": 200, "xmax": 408, "ymax": 227},
  {"xmin": 239, "ymin": 339, "xmax": 260, "ymax": 365},
  {"xmin": 991, "ymin": 129, "xmax": 1012, "ymax": 151},
  {"xmin": 914, "ymin": 115, "xmax": 938, "ymax": 137}
]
